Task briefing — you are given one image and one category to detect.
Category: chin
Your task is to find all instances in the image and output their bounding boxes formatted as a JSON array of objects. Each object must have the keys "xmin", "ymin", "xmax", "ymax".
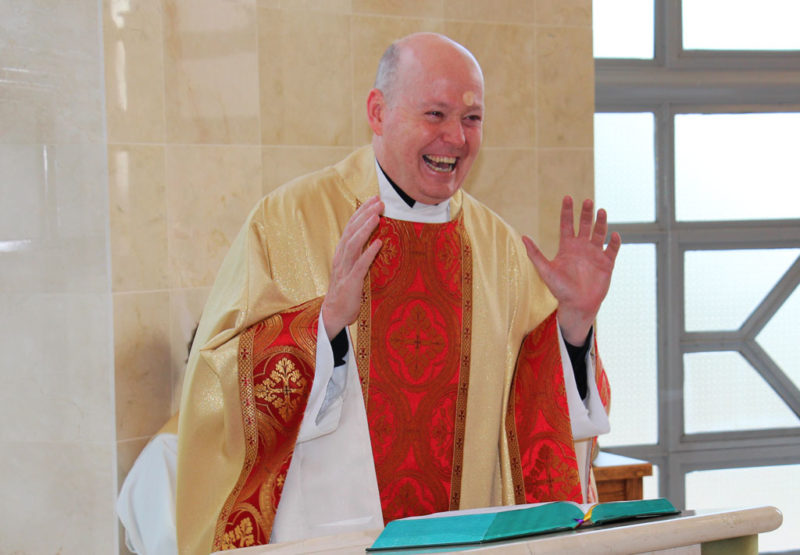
[{"xmin": 421, "ymin": 183, "xmax": 461, "ymax": 204}]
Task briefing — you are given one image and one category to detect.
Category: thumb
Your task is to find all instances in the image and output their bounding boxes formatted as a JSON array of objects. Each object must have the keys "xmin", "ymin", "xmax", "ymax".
[{"xmin": 522, "ymin": 235, "xmax": 549, "ymax": 273}]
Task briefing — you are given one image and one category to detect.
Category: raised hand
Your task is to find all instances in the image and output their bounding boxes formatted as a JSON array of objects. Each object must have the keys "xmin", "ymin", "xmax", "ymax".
[
  {"xmin": 522, "ymin": 196, "xmax": 621, "ymax": 345},
  {"xmin": 321, "ymin": 196, "xmax": 384, "ymax": 340}
]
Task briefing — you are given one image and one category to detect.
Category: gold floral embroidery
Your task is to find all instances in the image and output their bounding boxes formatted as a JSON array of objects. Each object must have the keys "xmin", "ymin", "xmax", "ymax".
[
  {"xmin": 219, "ymin": 517, "xmax": 255, "ymax": 550},
  {"xmin": 254, "ymin": 357, "xmax": 307, "ymax": 420}
]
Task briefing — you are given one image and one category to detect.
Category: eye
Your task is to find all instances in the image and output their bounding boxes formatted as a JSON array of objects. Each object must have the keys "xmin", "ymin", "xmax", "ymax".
[
  {"xmin": 426, "ymin": 111, "xmax": 445, "ymax": 119},
  {"xmin": 464, "ymin": 114, "xmax": 483, "ymax": 125}
]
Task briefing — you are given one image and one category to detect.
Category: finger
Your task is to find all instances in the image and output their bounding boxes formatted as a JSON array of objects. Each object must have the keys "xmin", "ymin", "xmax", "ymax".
[
  {"xmin": 559, "ymin": 196, "xmax": 575, "ymax": 239},
  {"xmin": 338, "ymin": 198, "xmax": 383, "ymax": 255},
  {"xmin": 577, "ymin": 198, "xmax": 594, "ymax": 239},
  {"xmin": 343, "ymin": 196, "xmax": 382, "ymax": 238},
  {"xmin": 351, "ymin": 238, "xmax": 383, "ymax": 280},
  {"xmin": 522, "ymin": 235, "xmax": 551, "ymax": 276},
  {"xmin": 591, "ymin": 208, "xmax": 609, "ymax": 246},
  {"xmin": 340, "ymin": 212, "xmax": 381, "ymax": 265},
  {"xmin": 604, "ymin": 231, "xmax": 622, "ymax": 264}
]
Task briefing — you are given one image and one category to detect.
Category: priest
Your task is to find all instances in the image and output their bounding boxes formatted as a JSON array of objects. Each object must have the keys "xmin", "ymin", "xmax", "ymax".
[{"xmin": 120, "ymin": 32, "xmax": 620, "ymax": 555}]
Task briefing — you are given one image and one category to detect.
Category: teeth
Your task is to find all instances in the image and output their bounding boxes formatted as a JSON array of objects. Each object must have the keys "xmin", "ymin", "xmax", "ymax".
[
  {"xmin": 425, "ymin": 155, "xmax": 457, "ymax": 164},
  {"xmin": 423, "ymin": 154, "xmax": 457, "ymax": 173}
]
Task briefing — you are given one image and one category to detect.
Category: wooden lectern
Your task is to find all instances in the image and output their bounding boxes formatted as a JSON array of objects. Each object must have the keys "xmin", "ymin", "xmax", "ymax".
[{"xmin": 593, "ymin": 451, "xmax": 654, "ymax": 502}]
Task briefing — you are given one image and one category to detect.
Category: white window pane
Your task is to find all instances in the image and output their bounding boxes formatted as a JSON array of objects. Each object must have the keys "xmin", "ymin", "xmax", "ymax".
[
  {"xmin": 757, "ymin": 279, "xmax": 800, "ymax": 391},
  {"xmin": 684, "ymin": 351, "xmax": 799, "ymax": 433},
  {"xmin": 597, "ymin": 244, "xmax": 657, "ymax": 447},
  {"xmin": 684, "ymin": 249, "xmax": 800, "ymax": 332},
  {"xmin": 683, "ymin": 0, "xmax": 800, "ymax": 51},
  {"xmin": 686, "ymin": 465, "xmax": 800, "ymax": 552},
  {"xmin": 675, "ymin": 113, "xmax": 800, "ymax": 222},
  {"xmin": 595, "ymin": 113, "xmax": 655, "ymax": 223},
  {"xmin": 593, "ymin": 0, "xmax": 654, "ymax": 59},
  {"xmin": 643, "ymin": 464, "xmax": 659, "ymax": 500}
]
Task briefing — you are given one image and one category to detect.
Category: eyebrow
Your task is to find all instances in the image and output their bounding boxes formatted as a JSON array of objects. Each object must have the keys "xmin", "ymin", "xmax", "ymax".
[{"xmin": 421, "ymin": 100, "xmax": 484, "ymax": 111}]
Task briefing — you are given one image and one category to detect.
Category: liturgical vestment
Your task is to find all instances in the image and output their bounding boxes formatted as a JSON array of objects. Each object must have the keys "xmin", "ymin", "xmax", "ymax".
[{"xmin": 174, "ymin": 145, "xmax": 611, "ymax": 554}]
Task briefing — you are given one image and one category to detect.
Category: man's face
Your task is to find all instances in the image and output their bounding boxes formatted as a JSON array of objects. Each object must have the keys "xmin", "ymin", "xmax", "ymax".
[{"xmin": 370, "ymin": 53, "xmax": 484, "ymax": 205}]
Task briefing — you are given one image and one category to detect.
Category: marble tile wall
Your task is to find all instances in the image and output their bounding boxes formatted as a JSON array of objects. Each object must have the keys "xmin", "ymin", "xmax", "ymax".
[{"xmin": 0, "ymin": 1, "xmax": 118, "ymax": 552}]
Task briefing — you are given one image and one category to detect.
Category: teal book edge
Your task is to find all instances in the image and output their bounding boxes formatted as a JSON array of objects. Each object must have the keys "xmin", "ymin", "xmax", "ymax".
[{"xmin": 367, "ymin": 498, "xmax": 679, "ymax": 551}]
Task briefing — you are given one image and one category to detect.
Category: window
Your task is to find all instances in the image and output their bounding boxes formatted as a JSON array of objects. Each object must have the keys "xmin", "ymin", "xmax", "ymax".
[
  {"xmin": 682, "ymin": 0, "xmax": 800, "ymax": 51},
  {"xmin": 593, "ymin": 0, "xmax": 654, "ymax": 59},
  {"xmin": 593, "ymin": 1, "xmax": 800, "ymax": 551}
]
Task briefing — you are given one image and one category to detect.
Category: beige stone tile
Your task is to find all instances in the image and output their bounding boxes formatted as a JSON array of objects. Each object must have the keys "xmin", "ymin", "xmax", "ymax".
[
  {"xmin": 169, "ymin": 287, "xmax": 211, "ymax": 413},
  {"xmin": 0, "ymin": 149, "xmax": 109, "ymax": 295},
  {"xmin": 0, "ymin": 236, "xmax": 109, "ymax": 295},
  {"xmin": 445, "ymin": 22, "xmax": 537, "ymax": 149},
  {"xmin": 166, "ymin": 145, "xmax": 263, "ymax": 288},
  {"xmin": 443, "ymin": 0, "xmax": 535, "ymax": 24},
  {"xmin": 535, "ymin": 26, "xmax": 594, "ymax": 148},
  {"xmin": 0, "ymin": 144, "xmax": 47, "ymax": 241},
  {"xmin": 261, "ymin": 146, "xmax": 355, "ymax": 194},
  {"xmin": 258, "ymin": 8, "xmax": 353, "ymax": 146},
  {"xmin": 0, "ymin": 143, "xmax": 109, "ymax": 295},
  {"xmin": 260, "ymin": 0, "xmax": 352, "ymax": 11},
  {"xmin": 114, "ymin": 291, "xmax": 173, "ymax": 440},
  {"xmin": 0, "ymin": 292, "xmax": 114, "ymax": 442},
  {"xmin": 0, "ymin": 440, "xmax": 117, "ymax": 553},
  {"xmin": 536, "ymin": 147, "xmax": 595, "ymax": 257},
  {"xmin": 353, "ymin": 0, "xmax": 444, "ymax": 18},
  {"xmin": 164, "ymin": 0, "xmax": 260, "ymax": 144},
  {"xmin": 0, "ymin": 2, "xmax": 105, "ymax": 144},
  {"xmin": 103, "ymin": 0, "xmax": 166, "ymax": 144},
  {"xmin": 108, "ymin": 144, "xmax": 168, "ymax": 292},
  {"xmin": 535, "ymin": 0, "xmax": 592, "ymax": 27},
  {"xmin": 462, "ymin": 148, "xmax": 539, "ymax": 237},
  {"xmin": 51, "ymin": 143, "xmax": 111, "ymax": 239},
  {"xmin": 351, "ymin": 16, "xmax": 445, "ymax": 145}
]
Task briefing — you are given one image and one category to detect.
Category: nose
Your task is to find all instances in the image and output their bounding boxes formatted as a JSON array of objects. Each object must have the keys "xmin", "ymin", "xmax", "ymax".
[{"xmin": 441, "ymin": 117, "xmax": 466, "ymax": 146}]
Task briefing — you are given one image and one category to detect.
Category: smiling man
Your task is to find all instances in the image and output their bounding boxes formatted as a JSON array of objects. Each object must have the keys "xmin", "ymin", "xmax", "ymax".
[
  {"xmin": 120, "ymin": 33, "xmax": 620, "ymax": 555},
  {"xmin": 369, "ymin": 35, "xmax": 483, "ymax": 205}
]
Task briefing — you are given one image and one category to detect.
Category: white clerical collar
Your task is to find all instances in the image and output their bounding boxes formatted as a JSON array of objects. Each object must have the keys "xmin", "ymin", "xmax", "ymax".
[{"xmin": 375, "ymin": 160, "xmax": 450, "ymax": 223}]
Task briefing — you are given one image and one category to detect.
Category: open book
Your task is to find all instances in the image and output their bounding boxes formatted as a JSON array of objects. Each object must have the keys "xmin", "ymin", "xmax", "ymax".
[{"xmin": 368, "ymin": 498, "xmax": 678, "ymax": 551}]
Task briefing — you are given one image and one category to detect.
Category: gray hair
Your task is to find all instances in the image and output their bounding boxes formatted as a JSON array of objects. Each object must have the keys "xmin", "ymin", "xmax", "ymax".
[{"xmin": 373, "ymin": 42, "xmax": 401, "ymax": 105}]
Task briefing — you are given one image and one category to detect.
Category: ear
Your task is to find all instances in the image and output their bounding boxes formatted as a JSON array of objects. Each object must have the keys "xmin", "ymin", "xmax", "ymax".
[{"xmin": 366, "ymin": 88, "xmax": 386, "ymax": 135}]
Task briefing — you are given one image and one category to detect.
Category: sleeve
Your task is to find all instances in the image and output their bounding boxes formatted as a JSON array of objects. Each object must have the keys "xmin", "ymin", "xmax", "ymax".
[
  {"xmin": 175, "ymin": 196, "xmax": 346, "ymax": 554},
  {"xmin": 505, "ymin": 311, "xmax": 612, "ymax": 505},
  {"xmin": 556, "ymin": 323, "xmax": 611, "ymax": 441},
  {"xmin": 295, "ymin": 313, "xmax": 350, "ymax": 443},
  {"xmin": 117, "ymin": 433, "xmax": 179, "ymax": 555}
]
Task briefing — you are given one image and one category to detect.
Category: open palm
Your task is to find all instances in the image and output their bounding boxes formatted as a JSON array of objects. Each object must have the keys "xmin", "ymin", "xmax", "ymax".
[{"xmin": 523, "ymin": 196, "xmax": 621, "ymax": 345}]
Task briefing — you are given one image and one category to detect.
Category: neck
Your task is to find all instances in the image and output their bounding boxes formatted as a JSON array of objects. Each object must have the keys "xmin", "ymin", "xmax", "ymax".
[{"xmin": 377, "ymin": 162, "xmax": 416, "ymax": 208}]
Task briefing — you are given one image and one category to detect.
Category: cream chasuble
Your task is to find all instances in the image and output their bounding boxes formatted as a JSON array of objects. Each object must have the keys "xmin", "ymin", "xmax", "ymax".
[{"xmin": 168, "ymin": 145, "xmax": 609, "ymax": 555}]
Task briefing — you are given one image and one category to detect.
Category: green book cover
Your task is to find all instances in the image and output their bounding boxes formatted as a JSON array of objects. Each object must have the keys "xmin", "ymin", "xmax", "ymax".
[{"xmin": 368, "ymin": 498, "xmax": 678, "ymax": 551}]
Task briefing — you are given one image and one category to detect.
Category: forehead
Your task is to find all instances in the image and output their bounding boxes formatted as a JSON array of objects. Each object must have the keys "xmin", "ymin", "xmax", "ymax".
[{"xmin": 406, "ymin": 74, "xmax": 484, "ymax": 110}]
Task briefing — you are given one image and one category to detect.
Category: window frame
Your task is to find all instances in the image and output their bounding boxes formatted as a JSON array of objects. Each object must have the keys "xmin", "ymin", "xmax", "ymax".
[{"xmin": 594, "ymin": 0, "xmax": 800, "ymax": 510}]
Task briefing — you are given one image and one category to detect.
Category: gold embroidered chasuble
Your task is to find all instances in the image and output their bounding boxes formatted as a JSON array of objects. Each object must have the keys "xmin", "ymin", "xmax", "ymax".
[
  {"xmin": 358, "ymin": 216, "xmax": 472, "ymax": 523},
  {"xmin": 175, "ymin": 145, "xmax": 609, "ymax": 554}
]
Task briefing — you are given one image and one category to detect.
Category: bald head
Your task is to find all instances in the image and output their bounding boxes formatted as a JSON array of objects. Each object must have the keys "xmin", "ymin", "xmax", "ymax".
[
  {"xmin": 366, "ymin": 33, "xmax": 485, "ymax": 205},
  {"xmin": 374, "ymin": 33, "xmax": 484, "ymax": 107}
]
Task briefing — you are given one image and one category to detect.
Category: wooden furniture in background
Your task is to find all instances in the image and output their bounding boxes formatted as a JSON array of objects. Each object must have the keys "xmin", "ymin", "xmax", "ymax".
[{"xmin": 593, "ymin": 451, "xmax": 654, "ymax": 502}]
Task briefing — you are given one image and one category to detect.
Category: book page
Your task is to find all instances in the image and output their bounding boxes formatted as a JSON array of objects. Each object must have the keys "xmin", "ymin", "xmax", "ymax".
[{"xmin": 401, "ymin": 500, "xmax": 586, "ymax": 520}]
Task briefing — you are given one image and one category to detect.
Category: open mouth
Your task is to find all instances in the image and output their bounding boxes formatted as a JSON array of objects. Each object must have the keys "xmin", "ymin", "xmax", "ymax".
[{"xmin": 423, "ymin": 154, "xmax": 457, "ymax": 173}]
